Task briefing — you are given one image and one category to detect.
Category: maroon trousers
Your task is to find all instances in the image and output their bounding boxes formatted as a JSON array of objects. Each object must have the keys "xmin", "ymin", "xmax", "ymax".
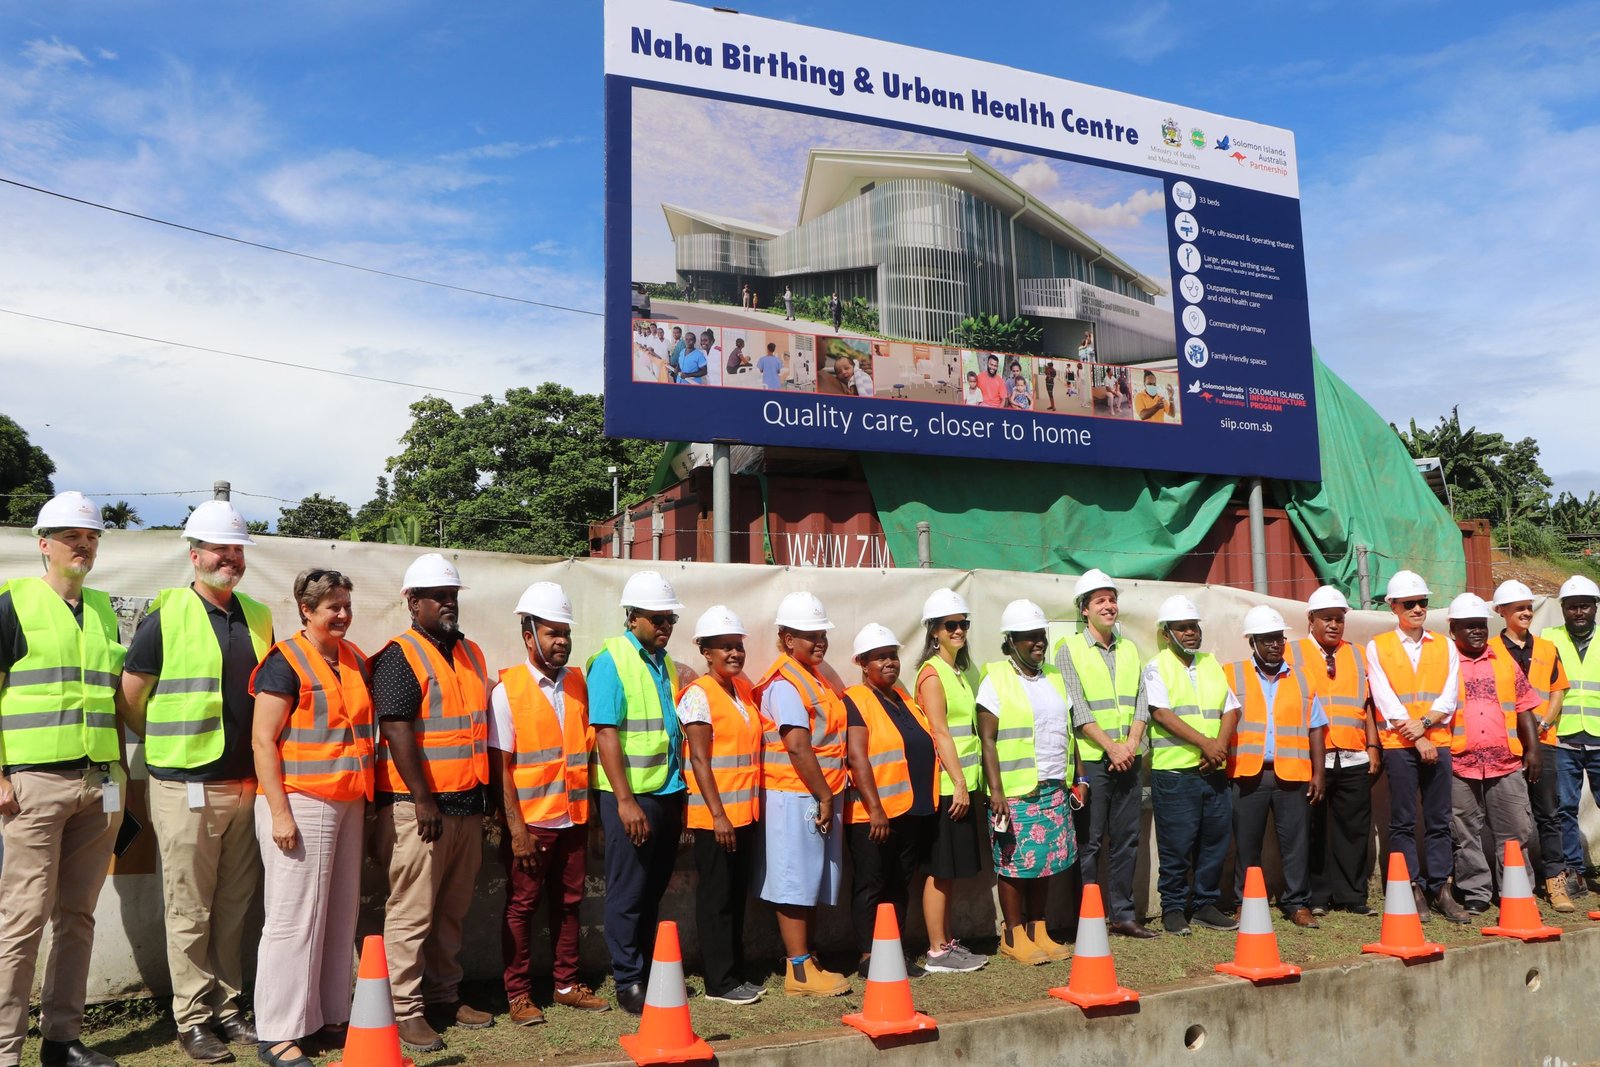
[{"xmin": 500, "ymin": 822, "xmax": 588, "ymax": 996}]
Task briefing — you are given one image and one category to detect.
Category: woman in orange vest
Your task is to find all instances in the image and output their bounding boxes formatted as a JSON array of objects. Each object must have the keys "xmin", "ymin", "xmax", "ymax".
[
  {"xmin": 843, "ymin": 624, "xmax": 939, "ymax": 977},
  {"xmin": 249, "ymin": 569, "xmax": 374, "ymax": 1067},
  {"xmin": 678, "ymin": 606, "xmax": 766, "ymax": 1005}
]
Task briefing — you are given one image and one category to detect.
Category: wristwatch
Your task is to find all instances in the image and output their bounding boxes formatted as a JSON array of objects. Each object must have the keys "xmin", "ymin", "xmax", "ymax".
[{"xmin": 1419, "ymin": 715, "xmax": 1434, "ymax": 730}]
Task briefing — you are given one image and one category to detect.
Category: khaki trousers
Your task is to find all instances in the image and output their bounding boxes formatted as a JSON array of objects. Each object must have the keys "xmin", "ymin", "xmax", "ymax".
[
  {"xmin": 0, "ymin": 767, "xmax": 121, "ymax": 1067},
  {"xmin": 370, "ymin": 803, "xmax": 483, "ymax": 1020},
  {"xmin": 253, "ymin": 792, "xmax": 364, "ymax": 1043},
  {"xmin": 146, "ymin": 777, "xmax": 260, "ymax": 1029}
]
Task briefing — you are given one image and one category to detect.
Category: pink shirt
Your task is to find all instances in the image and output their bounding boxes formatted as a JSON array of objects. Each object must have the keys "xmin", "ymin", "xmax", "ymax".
[
  {"xmin": 1453, "ymin": 646, "xmax": 1539, "ymax": 780},
  {"xmin": 977, "ymin": 371, "xmax": 1007, "ymax": 407}
]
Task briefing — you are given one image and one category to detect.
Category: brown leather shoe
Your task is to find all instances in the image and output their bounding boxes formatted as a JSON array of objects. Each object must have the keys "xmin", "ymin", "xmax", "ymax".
[
  {"xmin": 1108, "ymin": 920, "xmax": 1159, "ymax": 939},
  {"xmin": 553, "ymin": 984, "xmax": 611, "ymax": 1012},
  {"xmin": 448, "ymin": 1002, "xmax": 494, "ymax": 1029},
  {"xmin": 214, "ymin": 1015, "xmax": 256, "ymax": 1045},
  {"xmin": 507, "ymin": 994, "xmax": 546, "ymax": 1027},
  {"xmin": 1429, "ymin": 885, "xmax": 1471, "ymax": 925},
  {"xmin": 1286, "ymin": 907, "xmax": 1319, "ymax": 929},
  {"xmin": 396, "ymin": 1017, "xmax": 445, "ymax": 1052}
]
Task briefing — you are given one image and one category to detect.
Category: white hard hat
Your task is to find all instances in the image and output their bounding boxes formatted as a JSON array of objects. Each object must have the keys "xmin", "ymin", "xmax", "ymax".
[
  {"xmin": 1447, "ymin": 592, "xmax": 1490, "ymax": 621},
  {"xmin": 1306, "ymin": 586, "xmax": 1350, "ymax": 613},
  {"xmin": 513, "ymin": 581, "xmax": 574, "ymax": 624},
  {"xmin": 775, "ymin": 590, "xmax": 834, "ymax": 631},
  {"xmin": 852, "ymin": 623, "xmax": 900, "ymax": 659},
  {"xmin": 1385, "ymin": 570, "xmax": 1431, "ymax": 601},
  {"xmin": 619, "ymin": 570, "xmax": 684, "ymax": 612},
  {"xmin": 1560, "ymin": 575, "xmax": 1600, "ymax": 601},
  {"xmin": 1156, "ymin": 594, "xmax": 1202, "ymax": 624},
  {"xmin": 182, "ymin": 500, "xmax": 256, "ymax": 546},
  {"xmin": 693, "ymin": 604, "xmax": 747, "ymax": 640},
  {"xmin": 402, "ymin": 552, "xmax": 464, "ymax": 592},
  {"xmin": 1242, "ymin": 605, "xmax": 1288, "ymax": 637},
  {"xmin": 920, "ymin": 588, "xmax": 970, "ymax": 622},
  {"xmin": 999, "ymin": 599, "xmax": 1049, "ymax": 633},
  {"xmin": 1492, "ymin": 580, "xmax": 1535, "ymax": 608},
  {"xmin": 32, "ymin": 491, "xmax": 104, "ymax": 535},
  {"xmin": 1074, "ymin": 568, "xmax": 1118, "ymax": 601}
]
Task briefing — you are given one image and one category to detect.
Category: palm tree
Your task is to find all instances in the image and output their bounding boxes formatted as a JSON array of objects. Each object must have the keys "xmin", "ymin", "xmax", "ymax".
[{"xmin": 101, "ymin": 500, "xmax": 143, "ymax": 529}]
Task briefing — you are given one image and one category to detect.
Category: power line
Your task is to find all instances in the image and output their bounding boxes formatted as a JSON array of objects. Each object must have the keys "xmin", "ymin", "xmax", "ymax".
[
  {"xmin": 0, "ymin": 175, "xmax": 603, "ymax": 318},
  {"xmin": 0, "ymin": 306, "xmax": 485, "ymax": 399}
]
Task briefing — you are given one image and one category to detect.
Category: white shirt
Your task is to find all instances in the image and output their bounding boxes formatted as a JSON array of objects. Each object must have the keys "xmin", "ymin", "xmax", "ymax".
[
  {"xmin": 675, "ymin": 679, "xmax": 757, "ymax": 728},
  {"xmin": 1141, "ymin": 656, "xmax": 1242, "ymax": 716},
  {"xmin": 852, "ymin": 362, "xmax": 875, "ymax": 397},
  {"xmin": 1364, "ymin": 627, "xmax": 1459, "ymax": 727},
  {"xmin": 490, "ymin": 657, "xmax": 575, "ymax": 830},
  {"xmin": 976, "ymin": 666, "xmax": 1071, "ymax": 782}
]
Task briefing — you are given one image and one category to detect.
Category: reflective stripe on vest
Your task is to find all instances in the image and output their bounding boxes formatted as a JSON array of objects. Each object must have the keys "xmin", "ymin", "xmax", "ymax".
[
  {"xmin": 0, "ymin": 578, "xmax": 123, "ymax": 764},
  {"xmin": 1373, "ymin": 630, "xmax": 1452, "ymax": 750},
  {"xmin": 1498, "ymin": 634, "xmax": 1566, "ymax": 745},
  {"xmin": 920, "ymin": 656, "xmax": 981, "ymax": 795},
  {"xmin": 375, "ymin": 630, "xmax": 491, "ymax": 793},
  {"xmin": 1288, "ymin": 638, "xmax": 1368, "ymax": 752},
  {"xmin": 980, "ymin": 660, "xmax": 1069, "ymax": 799},
  {"xmin": 1543, "ymin": 627, "xmax": 1600, "ymax": 739},
  {"xmin": 754, "ymin": 654, "xmax": 848, "ymax": 795},
  {"xmin": 144, "ymin": 587, "xmax": 271, "ymax": 769},
  {"xmin": 257, "ymin": 632, "xmax": 373, "ymax": 802},
  {"xmin": 588, "ymin": 636, "xmax": 675, "ymax": 794},
  {"xmin": 843, "ymin": 683, "xmax": 934, "ymax": 822},
  {"xmin": 1055, "ymin": 630, "xmax": 1141, "ymax": 762},
  {"xmin": 501, "ymin": 662, "xmax": 591, "ymax": 825},
  {"xmin": 1148, "ymin": 648, "xmax": 1230, "ymax": 771},
  {"xmin": 1225, "ymin": 660, "xmax": 1313, "ymax": 781},
  {"xmin": 1450, "ymin": 650, "xmax": 1524, "ymax": 757},
  {"xmin": 681, "ymin": 673, "xmax": 762, "ymax": 829}
]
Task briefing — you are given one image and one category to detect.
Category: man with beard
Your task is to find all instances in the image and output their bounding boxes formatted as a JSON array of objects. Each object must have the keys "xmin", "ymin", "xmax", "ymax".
[
  {"xmin": 1, "ymin": 493, "xmax": 127, "ymax": 1067},
  {"xmin": 122, "ymin": 500, "xmax": 271, "ymax": 1064},
  {"xmin": 368, "ymin": 554, "xmax": 493, "ymax": 1052}
]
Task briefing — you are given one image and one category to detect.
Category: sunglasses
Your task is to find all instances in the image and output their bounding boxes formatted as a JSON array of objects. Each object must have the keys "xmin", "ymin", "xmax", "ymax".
[
  {"xmin": 941, "ymin": 619, "xmax": 971, "ymax": 633},
  {"xmin": 306, "ymin": 568, "xmax": 344, "ymax": 583},
  {"xmin": 643, "ymin": 613, "xmax": 679, "ymax": 627},
  {"xmin": 1397, "ymin": 598, "xmax": 1429, "ymax": 611}
]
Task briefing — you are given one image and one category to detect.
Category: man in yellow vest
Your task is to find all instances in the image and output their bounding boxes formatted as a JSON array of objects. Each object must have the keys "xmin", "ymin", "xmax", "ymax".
[
  {"xmin": 0, "ymin": 492, "xmax": 126, "ymax": 1067},
  {"xmin": 1543, "ymin": 574, "xmax": 1600, "ymax": 903},
  {"xmin": 1052, "ymin": 569, "xmax": 1154, "ymax": 938},
  {"xmin": 120, "ymin": 501, "xmax": 270, "ymax": 1063},
  {"xmin": 1145, "ymin": 594, "xmax": 1238, "ymax": 936},
  {"xmin": 589, "ymin": 570, "xmax": 688, "ymax": 1016},
  {"xmin": 491, "ymin": 582, "xmax": 607, "ymax": 1026},
  {"xmin": 1492, "ymin": 579, "xmax": 1571, "ymax": 910},
  {"xmin": 1365, "ymin": 569, "xmax": 1467, "ymax": 922},
  {"xmin": 1445, "ymin": 593, "xmax": 1540, "ymax": 914},
  {"xmin": 368, "ymin": 554, "xmax": 493, "ymax": 1052},
  {"xmin": 1226, "ymin": 606, "xmax": 1326, "ymax": 927}
]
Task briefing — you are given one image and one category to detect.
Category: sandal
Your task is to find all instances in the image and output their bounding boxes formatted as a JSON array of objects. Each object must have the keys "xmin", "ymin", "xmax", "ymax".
[{"xmin": 257, "ymin": 1039, "xmax": 312, "ymax": 1066}]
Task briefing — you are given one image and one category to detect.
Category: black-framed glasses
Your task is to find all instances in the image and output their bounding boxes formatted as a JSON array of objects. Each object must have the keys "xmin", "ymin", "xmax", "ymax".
[
  {"xmin": 1397, "ymin": 598, "xmax": 1428, "ymax": 611},
  {"xmin": 941, "ymin": 619, "xmax": 971, "ymax": 633},
  {"xmin": 644, "ymin": 613, "xmax": 679, "ymax": 627}
]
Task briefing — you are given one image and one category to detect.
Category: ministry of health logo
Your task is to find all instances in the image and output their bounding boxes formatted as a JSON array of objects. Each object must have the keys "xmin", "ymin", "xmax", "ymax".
[
  {"xmin": 1190, "ymin": 128, "xmax": 1206, "ymax": 149},
  {"xmin": 1162, "ymin": 118, "xmax": 1181, "ymax": 147}
]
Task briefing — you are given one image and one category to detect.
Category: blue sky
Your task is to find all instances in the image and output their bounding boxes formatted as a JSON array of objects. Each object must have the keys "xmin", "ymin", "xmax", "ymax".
[{"xmin": 1, "ymin": 0, "xmax": 1597, "ymax": 526}]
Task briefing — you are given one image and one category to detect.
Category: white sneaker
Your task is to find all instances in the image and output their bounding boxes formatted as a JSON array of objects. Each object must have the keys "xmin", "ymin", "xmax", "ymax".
[{"xmin": 923, "ymin": 939, "xmax": 988, "ymax": 973}]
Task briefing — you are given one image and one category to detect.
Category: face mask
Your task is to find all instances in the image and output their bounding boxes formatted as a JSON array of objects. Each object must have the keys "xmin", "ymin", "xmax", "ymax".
[{"xmin": 1145, "ymin": 384, "xmax": 1159, "ymax": 396}]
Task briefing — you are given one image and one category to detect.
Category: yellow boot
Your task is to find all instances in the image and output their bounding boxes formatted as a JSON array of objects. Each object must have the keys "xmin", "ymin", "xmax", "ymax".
[
  {"xmin": 1028, "ymin": 920, "xmax": 1072, "ymax": 961},
  {"xmin": 998, "ymin": 924, "xmax": 1050, "ymax": 965},
  {"xmin": 784, "ymin": 956, "xmax": 851, "ymax": 997}
]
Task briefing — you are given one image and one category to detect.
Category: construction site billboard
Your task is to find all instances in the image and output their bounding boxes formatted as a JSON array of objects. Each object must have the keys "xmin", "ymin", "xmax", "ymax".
[{"xmin": 604, "ymin": 0, "xmax": 1320, "ymax": 481}]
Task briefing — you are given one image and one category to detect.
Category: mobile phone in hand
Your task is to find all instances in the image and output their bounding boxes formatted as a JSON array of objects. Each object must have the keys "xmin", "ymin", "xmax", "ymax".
[{"xmin": 990, "ymin": 808, "xmax": 1010, "ymax": 835}]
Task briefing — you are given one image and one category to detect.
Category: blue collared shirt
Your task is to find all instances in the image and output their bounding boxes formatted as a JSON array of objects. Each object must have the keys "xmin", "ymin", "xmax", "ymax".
[
  {"xmin": 1253, "ymin": 658, "xmax": 1329, "ymax": 762},
  {"xmin": 586, "ymin": 630, "xmax": 685, "ymax": 794}
]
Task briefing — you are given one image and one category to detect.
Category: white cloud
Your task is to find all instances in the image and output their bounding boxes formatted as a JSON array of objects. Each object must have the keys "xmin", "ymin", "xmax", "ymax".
[
  {"xmin": 22, "ymin": 38, "xmax": 88, "ymax": 67},
  {"xmin": 1051, "ymin": 187, "xmax": 1164, "ymax": 232},
  {"xmin": 1094, "ymin": 2, "xmax": 1177, "ymax": 61}
]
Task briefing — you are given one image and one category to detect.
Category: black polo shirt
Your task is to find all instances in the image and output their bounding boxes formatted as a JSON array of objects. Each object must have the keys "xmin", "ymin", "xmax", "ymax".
[{"xmin": 369, "ymin": 629, "xmax": 485, "ymax": 815}]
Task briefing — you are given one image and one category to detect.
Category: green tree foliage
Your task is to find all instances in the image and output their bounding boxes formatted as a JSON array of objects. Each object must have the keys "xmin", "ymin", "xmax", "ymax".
[
  {"xmin": 0, "ymin": 413, "xmax": 56, "ymax": 525},
  {"xmin": 100, "ymin": 501, "xmax": 143, "ymax": 529},
  {"xmin": 947, "ymin": 314, "xmax": 1044, "ymax": 355},
  {"xmin": 376, "ymin": 384, "xmax": 658, "ymax": 556},
  {"xmin": 276, "ymin": 493, "xmax": 354, "ymax": 540},
  {"xmin": 1394, "ymin": 406, "xmax": 1552, "ymax": 526},
  {"xmin": 1551, "ymin": 491, "xmax": 1600, "ymax": 535}
]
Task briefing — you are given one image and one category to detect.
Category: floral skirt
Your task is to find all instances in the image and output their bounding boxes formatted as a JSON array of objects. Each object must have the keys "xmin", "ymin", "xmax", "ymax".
[{"xmin": 992, "ymin": 780, "xmax": 1077, "ymax": 879}]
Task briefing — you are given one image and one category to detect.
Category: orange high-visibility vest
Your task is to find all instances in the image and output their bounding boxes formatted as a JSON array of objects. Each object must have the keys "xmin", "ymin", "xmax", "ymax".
[
  {"xmin": 1450, "ymin": 650, "xmax": 1525, "ymax": 757},
  {"xmin": 1288, "ymin": 637, "xmax": 1370, "ymax": 752},
  {"xmin": 1495, "ymin": 634, "xmax": 1567, "ymax": 745},
  {"xmin": 842, "ymin": 683, "xmax": 936, "ymax": 823},
  {"xmin": 500, "ymin": 662, "xmax": 591, "ymax": 826},
  {"xmin": 1225, "ymin": 660, "xmax": 1314, "ymax": 781},
  {"xmin": 1372, "ymin": 630, "xmax": 1452, "ymax": 749},
  {"xmin": 255, "ymin": 632, "xmax": 374, "ymax": 802},
  {"xmin": 753, "ymin": 654, "xmax": 848, "ymax": 795},
  {"xmin": 680, "ymin": 674, "xmax": 762, "ymax": 829},
  {"xmin": 375, "ymin": 630, "xmax": 491, "ymax": 794}
]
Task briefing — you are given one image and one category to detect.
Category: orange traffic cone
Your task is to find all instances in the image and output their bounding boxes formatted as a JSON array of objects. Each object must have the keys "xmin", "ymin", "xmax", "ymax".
[
  {"xmin": 1047, "ymin": 883, "xmax": 1138, "ymax": 1009},
  {"xmin": 1483, "ymin": 840, "xmax": 1561, "ymax": 942},
  {"xmin": 330, "ymin": 935, "xmax": 414, "ymax": 1067},
  {"xmin": 618, "ymin": 922, "xmax": 713, "ymax": 1065},
  {"xmin": 1362, "ymin": 853, "xmax": 1444, "ymax": 961},
  {"xmin": 842, "ymin": 903, "xmax": 936, "ymax": 1038},
  {"xmin": 1216, "ymin": 867, "xmax": 1300, "ymax": 982}
]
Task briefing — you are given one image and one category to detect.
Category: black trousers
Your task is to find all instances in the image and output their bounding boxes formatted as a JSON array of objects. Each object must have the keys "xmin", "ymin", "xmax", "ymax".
[
  {"xmin": 845, "ymin": 814, "xmax": 934, "ymax": 956},
  {"xmin": 598, "ymin": 790, "xmax": 685, "ymax": 986},
  {"xmin": 1529, "ymin": 743, "xmax": 1565, "ymax": 880},
  {"xmin": 1073, "ymin": 756, "xmax": 1144, "ymax": 923},
  {"xmin": 692, "ymin": 824, "xmax": 758, "ymax": 995},
  {"xmin": 1310, "ymin": 755, "xmax": 1375, "ymax": 908},
  {"xmin": 1232, "ymin": 764, "xmax": 1312, "ymax": 911}
]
